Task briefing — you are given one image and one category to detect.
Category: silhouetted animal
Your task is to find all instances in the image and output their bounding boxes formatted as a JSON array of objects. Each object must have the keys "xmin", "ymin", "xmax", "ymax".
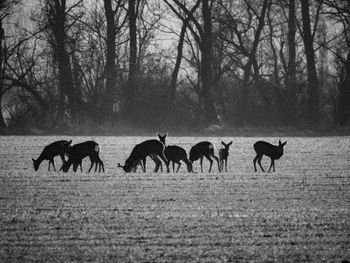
[
  {"xmin": 118, "ymin": 138, "xmax": 168, "ymax": 173},
  {"xmin": 219, "ymin": 141, "xmax": 232, "ymax": 172},
  {"xmin": 61, "ymin": 141, "xmax": 104, "ymax": 173},
  {"xmin": 148, "ymin": 134, "xmax": 192, "ymax": 173},
  {"xmin": 189, "ymin": 141, "xmax": 221, "ymax": 172},
  {"xmin": 32, "ymin": 140, "xmax": 72, "ymax": 171},
  {"xmin": 162, "ymin": 145, "xmax": 193, "ymax": 172},
  {"xmin": 253, "ymin": 140, "xmax": 287, "ymax": 172}
]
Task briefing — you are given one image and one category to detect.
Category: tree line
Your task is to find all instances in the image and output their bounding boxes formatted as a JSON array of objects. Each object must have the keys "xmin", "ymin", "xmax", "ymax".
[{"xmin": 0, "ymin": 0, "xmax": 349, "ymax": 133}]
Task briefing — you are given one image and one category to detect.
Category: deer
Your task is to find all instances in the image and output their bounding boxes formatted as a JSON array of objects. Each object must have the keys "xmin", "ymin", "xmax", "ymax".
[
  {"xmin": 146, "ymin": 133, "xmax": 192, "ymax": 173},
  {"xmin": 117, "ymin": 137, "xmax": 168, "ymax": 173},
  {"xmin": 129, "ymin": 133, "xmax": 167, "ymax": 173},
  {"xmin": 61, "ymin": 141, "xmax": 104, "ymax": 173},
  {"xmin": 189, "ymin": 141, "xmax": 221, "ymax": 172},
  {"xmin": 253, "ymin": 140, "xmax": 287, "ymax": 172},
  {"xmin": 164, "ymin": 145, "xmax": 193, "ymax": 173},
  {"xmin": 219, "ymin": 141, "xmax": 232, "ymax": 172},
  {"xmin": 32, "ymin": 140, "xmax": 72, "ymax": 171}
]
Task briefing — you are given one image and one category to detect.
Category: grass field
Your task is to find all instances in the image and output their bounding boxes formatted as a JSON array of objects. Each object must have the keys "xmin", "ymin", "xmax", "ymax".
[{"xmin": 0, "ymin": 136, "xmax": 349, "ymax": 262}]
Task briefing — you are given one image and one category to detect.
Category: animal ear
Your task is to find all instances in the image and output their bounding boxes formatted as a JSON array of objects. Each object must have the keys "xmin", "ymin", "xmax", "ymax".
[
  {"xmin": 228, "ymin": 141, "xmax": 233, "ymax": 146},
  {"xmin": 283, "ymin": 141, "xmax": 287, "ymax": 146},
  {"xmin": 279, "ymin": 140, "xmax": 282, "ymax": 145},
  {"xmin": 221, "ymin": 141, "xmax": 226, "ymax": 146},
  {"xmin": 32, "ymin": 158, "xmax": 35, "ymax": 163},
  {"xmin": 67, "ymin": 140, "xmax": 72, "ymax": 145},
  {"xmin": 164, "ymin": 133, "xmax": 167, "ymax": 138}
]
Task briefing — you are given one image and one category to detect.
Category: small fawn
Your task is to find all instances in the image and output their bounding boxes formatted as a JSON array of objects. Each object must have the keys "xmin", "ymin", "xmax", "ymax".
[
  {"xmin": 219, "ymin": 141, "xmax": 232, "ymax": 172},
  {"xmin": 61, "ymin": 141, "xmax": 104, "ymax": 173},
  {"xmin": 32, "ymin": 140, "xmax": 72, "ymax": 171},
  {"xmin": 253, "ymin": 140, "xmax": 287, "ymax": 172},
  {"xmin": 189, "ymin": 141, "xmax": 221, "ymax": 172}
]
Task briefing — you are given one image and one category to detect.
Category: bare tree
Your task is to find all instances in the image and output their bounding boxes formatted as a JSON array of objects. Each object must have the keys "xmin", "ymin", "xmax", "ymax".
[
  {"xmin": 125, "ymin": 0, "xmax": 139, "ymax": 118},
  {"xmin": 286, "ymin": 0, "xmax": 297, "ymax": 123},
  {"xmin": 165, "ymin": 0, "xmax": 219, "ymax": 125},
  {"xmin": 220, "ymin": 0, "xmax": 270, "ymax": 126},
  {"xmin": 319, "ymin": 0, "xmax": 350, "ymax": 125},
  {"xmin": 43, "ymin": 0, "xmax": 83, "ymax": 120},
  {"xmin": 0, "ymin": 0, "xmax": 20, "ymax": 129},
  {"xmin": 103, "ymin": 0, "xmax": 127, "ymax": 119},
  {"xmin": 300, "ymin": 0, "xmax": 320, "ymax": 124}
]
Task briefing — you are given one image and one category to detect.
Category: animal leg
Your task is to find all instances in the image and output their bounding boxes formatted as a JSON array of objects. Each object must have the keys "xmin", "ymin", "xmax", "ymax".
[
  {"xmin": 205, "ymin": 154, "xmax": 213, "ymax": 172},
  {"xmin": 100, "ymin": 159, "xmax": 105, "ymax": 172},
  {"xmin": 159, "ymin": 153, "xmax": 169, "ymax": 173},
  {"xmin": 52, "ymin": 159, "xmax": 56, "ymax": 171},
  {"xmin": 253, "ymin": 155, "xmax": 259, "ymax": 172},
  {"xmin": 88, "ymin": 156, "xmax": 94, "ymax": 173},
  {"xmin": 258, "ymin": 155, "xmax": 265, "ymax": 172},
  {"xmin": 176, "ymin": 162, "xmax": 181, "ymax": 173},
  {"xmin": 142, "ymin": 158, "xmax": 146, "ymax": 172},
  {"xmin": 200, "ymin": 157, "xmax": 204, "ymax": 173}
]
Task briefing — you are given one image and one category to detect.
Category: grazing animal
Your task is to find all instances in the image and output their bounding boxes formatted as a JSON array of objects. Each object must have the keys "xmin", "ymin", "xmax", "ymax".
[
  {"xmin": 155, "ymin": 145, "xmax": 193, "ymax": 173},
  {"xmin": 61, "ymin": 141, "xmax": 104, "ymax": 173},
  {"xmin": 118, "ymin": 139, "xmax": 168, "ymax": 173},
  {"xmin": 189, "ymin": 141, "xmax": 221, "ymax": 172},
  {"xmin": 253, "ymin": 140, "xmax": 287, "ymax": 172},
  {"xmin": 130, "ymin": 133, "xmax": 167, "ymax": 173},
  {"xmin": 165, "ymin": 145, "xmax": 193, "ymax": 172},
  {"xmin": 219, "ymin": 141, "xmax": 233, "ymax": 172},
  {"xmin": 32, "ymin": 140, "xmax": 72, "ymax": 171}
]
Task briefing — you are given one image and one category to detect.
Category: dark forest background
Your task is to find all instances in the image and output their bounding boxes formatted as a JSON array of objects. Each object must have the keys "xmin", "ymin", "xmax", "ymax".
[{"xmin": 0, "ymin": 0, "xmax": 349, "ymax": 135}]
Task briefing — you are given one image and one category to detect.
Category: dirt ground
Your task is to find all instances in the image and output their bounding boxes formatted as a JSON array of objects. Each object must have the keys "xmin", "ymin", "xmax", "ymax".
[{"xmin": 0, "ymin": 136, "xmax": 349, "ymax": 262}]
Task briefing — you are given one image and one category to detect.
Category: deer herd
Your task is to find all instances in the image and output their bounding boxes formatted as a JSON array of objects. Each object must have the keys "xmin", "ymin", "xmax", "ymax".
[{"xmin": 32, "ymin": 134, "xmax": 287, "ymax": 174}]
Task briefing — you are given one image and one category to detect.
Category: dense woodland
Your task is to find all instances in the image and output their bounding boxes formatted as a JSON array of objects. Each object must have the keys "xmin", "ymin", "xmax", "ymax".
[{"xmin": 0, "ymin": 0, "xmax": 349, "ymax": 134}]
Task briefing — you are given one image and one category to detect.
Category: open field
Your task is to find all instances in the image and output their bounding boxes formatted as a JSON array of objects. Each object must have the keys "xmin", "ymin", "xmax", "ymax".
[{"xmin": 0, "ymin": 136, "xmax": 349, "ymax": 262}]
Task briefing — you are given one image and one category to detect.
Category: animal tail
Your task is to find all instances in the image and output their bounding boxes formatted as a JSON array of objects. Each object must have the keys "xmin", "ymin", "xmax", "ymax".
[{"xmin": 95, "ymin": 144, "xmax": 100, "ymax": 153}]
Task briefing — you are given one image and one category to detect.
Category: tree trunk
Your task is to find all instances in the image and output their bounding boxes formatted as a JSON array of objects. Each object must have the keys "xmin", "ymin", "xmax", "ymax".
[
  {"xmin": 239, "ymin": 0, "xmax": 269, "ymax": 126},
  {"xmin": 103, "ymin": 0, "xmax": 116, "ymax": 120},
  {"xmin": 169, "ymin": 22, "xmax": 187, "ymax": 106},
  {"xmin": 300, "ymin": 0, "xmax": 319, "ymax": 124},
  {"xmin": 126, "ymin": 0, "xmax": 138, "ymax": 119},
  {"xmin": 201, "ymin": 0, "xmax": 217, "ymax": 125},
  {"xmin": 51, "ymin": 0, "xmax": 80, "ymax": 119},
  {"xmin": 285, "ymin": 0, "xmax": 297, "ymax": 124},
  {"xmin": 169, "ymin": 0, "xmax": 201, "ymax": 107},
  {"xmin": 0, "ymin": 19, "xmax": 6, "ymax": 129},
  {"xmin": 337, "ymin": 51, "xmax": 350, "ymax": 126}
]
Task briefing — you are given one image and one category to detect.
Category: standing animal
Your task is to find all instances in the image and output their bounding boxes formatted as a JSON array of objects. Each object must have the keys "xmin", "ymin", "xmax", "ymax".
[
  {"xmin": 153, "ymin": 145, "xmax": 193, "ymax": 173},
  {"xmin": 61, "ymin": 141, "xmax": 104, "ymax": 173},
  {"xmin": 32, "ymin": 140, "xmax": 72, "ymax": 171},
  {"xmin": 147, "ymin": 134, "xmax": 193, "ymax": 173},
  {"xmin": 253, "ymin": 140, "xmax": 287, "ymax": 172},
  {"xmin": 117, "ymin": 139, "xmax": 168, "ymax": 173},
  {"xmin": 219, "ymin": 141, "xmax": 233, "ymax": 172},
  {"xmin": 129, "ymin": 133, "xmax": 167, "ymax": 173},
  {"xmin": 189, "ymin": 141, "xmax": 221, "ymax": 172},
  {"xmin": 164, "ymin": 145, "xmax": 193, "ymax": 172}
]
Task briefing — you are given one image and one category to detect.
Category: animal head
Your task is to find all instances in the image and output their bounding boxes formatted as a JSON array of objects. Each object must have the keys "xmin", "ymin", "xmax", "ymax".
[
  {"xmin": 278, "ymin": 140, "xmax": 287, "ymax": 148},
  {"xmin": 62, "ymin": 140, "xmax": 72, "ymax": 153},
  {"xmin": 32, "ymin": 158, "xmax": 39, "ymax": 171},
  {"xmin": 221, "ymin": 141, "xmax": 233, "ymax": 149},
  {"xmin": 157, "ymin": 133, "xmax": 167, "ymax": 145},
  {"xmin": 61, "ymin": 160, "xmax": 72, "ymax": 173},
  {"xmin": 117, "ymin": 158, "xmax": 135, "ymax": 173}
]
